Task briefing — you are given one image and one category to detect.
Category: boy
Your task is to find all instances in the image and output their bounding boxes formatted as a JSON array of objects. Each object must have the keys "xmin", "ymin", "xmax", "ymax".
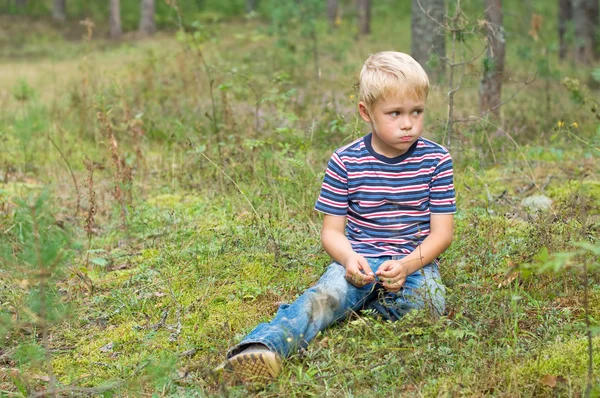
[{"xmin": 221, "ymin": 51, "xmax": 456, "ymax": 386}]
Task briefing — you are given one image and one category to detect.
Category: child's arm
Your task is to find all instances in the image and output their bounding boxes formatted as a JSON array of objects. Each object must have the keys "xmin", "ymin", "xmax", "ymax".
[
  {"xmin": 321, "ymin": 214, "xmax": 375, "ymax": 287},
  {"xmin": 376, "ymin": 213, "xmax": 454, "ymax": 292}
]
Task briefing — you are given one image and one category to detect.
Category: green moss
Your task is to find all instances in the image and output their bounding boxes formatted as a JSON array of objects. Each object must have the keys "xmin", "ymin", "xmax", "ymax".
[
  {"xmin": 547, "ymin": 180, "xmax": 600, "ymax": 213},
  {"xmin": 139, "ymin": 248, "xmax": 160, "ymax": 260},
  {"xmin": 53, "ymin": 323, "xmax": 137, "ymax": 383},
  {"xmin": 455, "ymin": 167, "xmax": 511, "ymax": 206},
  {"xmin": 516, "ymin": 336, "xmax": 600, "ymax": 389},
  {"xmin": 0, "ymin": 181, "xmax": 43, "ymax": 197},
  {"xmin": 145, "ymin": 193, "xmax": 207, "ymax": 214},
  {"xmin": 146, "ymin": 193, "xmax": 184, "ymax": 208}
]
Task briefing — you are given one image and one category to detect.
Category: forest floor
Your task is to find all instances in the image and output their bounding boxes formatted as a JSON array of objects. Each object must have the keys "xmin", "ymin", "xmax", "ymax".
[{"xmin": 1, "ymin": 11, "xmax": 600, "ymax": 397}]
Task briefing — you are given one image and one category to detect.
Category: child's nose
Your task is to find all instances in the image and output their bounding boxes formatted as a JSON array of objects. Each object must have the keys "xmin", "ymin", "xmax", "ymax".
[{"xmin": 399, "ymin": 115, "xmax": 412, "ymax": 130}]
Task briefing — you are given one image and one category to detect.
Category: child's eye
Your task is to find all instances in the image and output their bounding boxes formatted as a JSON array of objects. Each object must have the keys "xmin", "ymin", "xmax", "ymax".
[
  {"xmin": 390, "ymin": 111, "xmax": 400, "ymax": 117},
  {"xmin": 412, "ymin": 110, "xmax": 423, "ymax": 116}
]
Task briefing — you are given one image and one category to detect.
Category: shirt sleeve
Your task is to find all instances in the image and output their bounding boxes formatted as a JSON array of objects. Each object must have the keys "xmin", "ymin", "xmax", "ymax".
[
  {"xmin": 314, "ymin": 152, "xmax": 349, "ymax": 216},
  {"xmin": 429, "ymin": 152, "xmax": 457, "ymax": 214}
]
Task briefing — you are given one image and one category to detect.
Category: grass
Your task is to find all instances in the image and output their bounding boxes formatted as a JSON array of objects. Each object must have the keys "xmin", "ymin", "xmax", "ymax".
[{"xmin": 1, "ymin": 2, "xmax": 600, "ymax": 396}]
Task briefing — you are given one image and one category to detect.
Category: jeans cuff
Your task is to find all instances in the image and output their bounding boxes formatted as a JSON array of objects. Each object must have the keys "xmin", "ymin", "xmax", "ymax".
[{"xmin": 226, "ymin": 337, "xmax": 279, "ymax": 359}]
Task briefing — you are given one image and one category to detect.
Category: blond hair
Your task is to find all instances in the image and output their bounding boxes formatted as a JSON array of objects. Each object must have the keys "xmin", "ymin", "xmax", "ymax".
[{"xmin": 359, "ymin": 51, "xmax": 429, "ymax": 111}]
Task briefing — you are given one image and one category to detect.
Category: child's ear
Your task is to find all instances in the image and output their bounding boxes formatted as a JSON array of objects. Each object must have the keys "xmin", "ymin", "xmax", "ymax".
[{"xmin": 358, "ymin": 102, "xmax": 372, "ymax": 123}]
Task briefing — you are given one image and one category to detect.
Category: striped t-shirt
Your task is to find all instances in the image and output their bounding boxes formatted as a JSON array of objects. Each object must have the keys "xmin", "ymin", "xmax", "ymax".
[{"xmin": 315, "ymin": 133, "xmax": 456, "ymax": 257}]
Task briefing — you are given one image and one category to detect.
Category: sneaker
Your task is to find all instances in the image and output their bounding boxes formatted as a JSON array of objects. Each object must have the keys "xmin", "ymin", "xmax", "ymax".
[{"xmin": 226, "ymin": 344, "xmax": 282, "ymax": 388}]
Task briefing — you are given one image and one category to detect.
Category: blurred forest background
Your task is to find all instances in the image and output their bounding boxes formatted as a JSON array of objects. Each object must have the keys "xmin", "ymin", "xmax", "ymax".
[{"xmin": 1, "ymin": 0, "xmax": 599, "ymax": 396}]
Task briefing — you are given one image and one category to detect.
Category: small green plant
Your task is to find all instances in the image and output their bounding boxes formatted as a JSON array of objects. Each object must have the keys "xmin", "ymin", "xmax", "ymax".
[
  {"xmin": 523, "ymin": 241, "xmax": 600, "ymax": 397},
  {"xmin": 11, "ymin": 79, "xmax": 36, "ymax": 103},
  {"xmin": 0, "ymin": 192, "xmax": 73, "ymax": 395}
]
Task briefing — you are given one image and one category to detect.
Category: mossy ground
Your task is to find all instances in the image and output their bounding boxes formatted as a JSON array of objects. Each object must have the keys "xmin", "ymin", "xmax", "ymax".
[{"xmin": 1, "ymin": 3, "xmax": 600, "ymax": 397}]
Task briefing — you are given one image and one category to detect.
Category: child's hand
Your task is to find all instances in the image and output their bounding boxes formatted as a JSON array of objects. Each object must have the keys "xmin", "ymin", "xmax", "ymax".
[
  {"xmin": 342, "ymin": 253, "xmax": 375, "ymax": 287},
  {"xmin": 376, "ymin": 260, "xmax": 409, "ymax": 293}
]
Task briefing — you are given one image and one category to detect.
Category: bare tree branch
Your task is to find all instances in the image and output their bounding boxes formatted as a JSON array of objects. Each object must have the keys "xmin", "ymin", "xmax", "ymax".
[
  {"xmin": 454, "ymin": 73, "xmax": 536, "ymax": 123},
  {"xmin": 441, "ymin": 44, "xmax": 488, "ymax": 67},
  {"xmin": 416, "ymin": 0, "xmax": 448, "ymax": 31}
]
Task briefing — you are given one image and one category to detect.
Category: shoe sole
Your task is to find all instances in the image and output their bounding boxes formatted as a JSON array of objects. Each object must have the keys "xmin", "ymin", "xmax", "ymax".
[{"xmin": 227, "ymin": 350, "xmax": 282, "ymax": 388}]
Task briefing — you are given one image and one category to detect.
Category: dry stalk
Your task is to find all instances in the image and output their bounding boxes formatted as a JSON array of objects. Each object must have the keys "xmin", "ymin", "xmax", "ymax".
[
  {"xmin": 129, "ymin": 117, "xmax": 147, "ymax": 198},
  {"xmin": 120, "ymin": 157, "xmax": 133, "ymax": 204},
  {"xmin": 117, "ymin": 83, "xmax": 147, "ymax": 197},
  {"xmin": 129, "ymin": 118, "xmax": 146, "ymax": 170},
  {"xmin": 97, "ymin": 111, "xmax": 123, "ymax": 202},
  {"xmin": 118, "ymin": 86, "xmax": 146, "ymax": 170},
  {"xmin": 48, "ymin": 134, "xmax": 80, "ymax": 218},
  {"xmin": 82, "ymin": 155, "xmax": 96, "ymax": 244},
  {"xmin": 97, "ymin": 111, "xmax": 131, "ymax": 227},
  {"xmin": 3, "ymin": 161, "xmax": 9, "ymax": 184},
  {"xmin": 220, "ymin": 90, "xmax": 238, "ymax": 133},
  {"xmin": 75, "ymin": 155, "xmax": 97, "ymax": 294},
  {"xmin": 79, "ymin": 18, "xmax": 95, "ymax": 41}
]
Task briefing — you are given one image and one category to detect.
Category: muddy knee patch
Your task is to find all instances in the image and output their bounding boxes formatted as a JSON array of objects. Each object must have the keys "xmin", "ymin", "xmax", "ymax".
[{"xmin": 308, "ymin": 286, "xmax": 343, "ymax": 322}]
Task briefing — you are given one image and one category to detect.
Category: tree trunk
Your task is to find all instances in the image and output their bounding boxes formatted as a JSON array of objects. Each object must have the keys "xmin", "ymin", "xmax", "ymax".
[
  {"xmin": 246, "ymin": 0, "xmax": 258, "ymax": 13},
  {"xmin": 328, "ymin": 0, "xmax": 339, "ymax": 28},
  {"xmin": 109, "ymin": 0, "xmax": 122, "ymax": 39},
  {"xmin": 15, "ymin": 0, "xmax": 26, "ymax": 7},
  {"xmin": 139, "ymin": 0, "xmax": 156, "ymax": 36},
  {"xmin": 572, "ymin": 0, "xmax": 594, "ymax": 63},
  {"xmin": 411, "ymin": 0, "xmax": 446, "ymax": 82},
  {"xmin": 558, "ymin": 0, "xmax": 572, "ymax": 59},
  {"xmin": 52, "ymin": 0, "xmax": 66, "ymax": 22},
  {"xmin": 480, "ymin": 0, "xmax": 505, "ymax": 119},
  {"xmin": 357, "ymin": 0, "xmax": 371, "ymax": 35}
]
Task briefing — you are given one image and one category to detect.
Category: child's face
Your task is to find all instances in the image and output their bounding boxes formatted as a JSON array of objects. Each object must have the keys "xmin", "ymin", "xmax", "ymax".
[{"xmin": 358, "ymin": 95, "xmax": 425, "ymax": 158}]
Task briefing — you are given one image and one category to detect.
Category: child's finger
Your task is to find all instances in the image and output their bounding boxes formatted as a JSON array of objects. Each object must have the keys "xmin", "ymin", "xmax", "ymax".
[
  {"xmin": 376, "ymin": 262, "xmax": 395, "ymax": 277},
  {"xmin": 357, "ymin": 256, "xmax": 375, "ymax": 277},
  {"xmin": 345, "ymin": 260, "xmax": 372, "ymax": 285},
  {"xmin": 381, "ymin": 278, "xmax": 403, "ymax": 292},
  {"xmin": 376, "ymin": 260, "xmax": 392, "ymax": 274},
  {"xmin": 358, "ymin": 273, "xmax": 374, "ymax": 284}
]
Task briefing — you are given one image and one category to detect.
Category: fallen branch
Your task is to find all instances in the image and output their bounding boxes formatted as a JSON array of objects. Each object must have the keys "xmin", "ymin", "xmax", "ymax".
[{"xmin": 31, "ymin": 382, "xmax": 123, "ymax": 398}]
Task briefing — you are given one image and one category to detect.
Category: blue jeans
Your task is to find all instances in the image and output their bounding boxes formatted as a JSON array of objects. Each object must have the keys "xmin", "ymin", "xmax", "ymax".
[{"xmin": 227, "ymin": 256, "xmax": 446, "ymax": 359}]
